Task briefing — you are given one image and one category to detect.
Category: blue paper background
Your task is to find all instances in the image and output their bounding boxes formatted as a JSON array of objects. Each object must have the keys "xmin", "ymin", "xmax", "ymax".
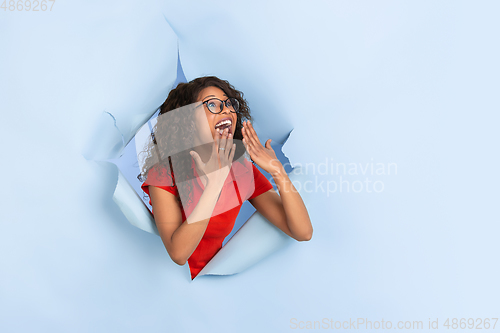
[{"xmin": 1, "ymin": 1, "xmax": 499, "ymax": 332}]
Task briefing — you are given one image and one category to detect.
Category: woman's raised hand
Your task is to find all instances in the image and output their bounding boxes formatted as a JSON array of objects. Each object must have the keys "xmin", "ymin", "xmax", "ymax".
[
  {"xmin": 242, "ymin": 120, "xmax": 282, "ymax": 175},
  {"xmin": 190, "ymin": 128, "xmax": 236, "ymax": 189}
]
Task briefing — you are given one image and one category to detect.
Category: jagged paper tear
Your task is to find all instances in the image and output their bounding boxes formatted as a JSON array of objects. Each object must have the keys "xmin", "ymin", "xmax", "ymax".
[
  {"xmin": 83, "ymin": 16, "xmax": 310, "ymax": 276},
  {"xmin": 114, "ymin": 168, "xmax": 159, "ymax": 235}
]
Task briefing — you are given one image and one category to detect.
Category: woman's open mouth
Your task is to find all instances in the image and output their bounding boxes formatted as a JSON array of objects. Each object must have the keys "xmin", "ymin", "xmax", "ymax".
[{"xmin": 215, "ymin": 118, "xmax": 232, "ymax": 135}]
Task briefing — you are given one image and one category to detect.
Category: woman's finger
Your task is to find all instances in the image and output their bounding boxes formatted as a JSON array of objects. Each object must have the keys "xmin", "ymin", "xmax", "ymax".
[
  {"xmin": 213, "ymin": 130, "xmax": 220, "ymax": 154},
  {"xmin": 228, "ymin": 143, "xmax": 236, "ymax": 163},
  {"xmin": 243, "ymin": 121, "xmax": 259, "ymax": 147},
  {"xmin": 213, "ymin": 128, "xmax": 222, "ymax": 161},
  {"xmin": 222, "ymin": 141, "xmax": 235, "ymax": 169},
  {"xmin": 219, "ymin": 128, "xmax": 228, "ymax": 155},
  {"xmin": 190, "ymin": 151, "xmax": 203, "ymax": 169},
  {"xmin": 242, "ymin": 137, "xmax": 250, "ymax": 151},
  {"xmin": 242, "ymin": 123, "xmax": 252, "ymax": 143},
  {"xmin": 225, "ymin": 130, "xmax": 233, "ymax": 159},
  {"xmin": 242, "ymin": 137, "xmax": 248, "ymax": 152},
  {"xmin": 218, "ymin": 128, "xmax": 228, "ymax": 162},
  {"xmin": 242, "ymin": 137, "xmax": 254, "ymax": 157},
  {"xmin": 246, "ymin": 121, "xmax": 261, "ymax": 147},
  {"xmin": 242, "ymin": 125, "xmax": 252, "ymax": 146}
]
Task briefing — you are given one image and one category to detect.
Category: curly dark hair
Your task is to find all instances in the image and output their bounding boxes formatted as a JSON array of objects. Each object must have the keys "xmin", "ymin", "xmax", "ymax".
[{"xmin": 138, "ymin": 76, "xmax": 252, "ymax": 208}]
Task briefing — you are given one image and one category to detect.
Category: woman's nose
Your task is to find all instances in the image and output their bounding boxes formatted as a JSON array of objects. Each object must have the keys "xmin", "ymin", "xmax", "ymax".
[{"xmin": 220, "ymin": 103, "xmax": 231, "ymax": 114}]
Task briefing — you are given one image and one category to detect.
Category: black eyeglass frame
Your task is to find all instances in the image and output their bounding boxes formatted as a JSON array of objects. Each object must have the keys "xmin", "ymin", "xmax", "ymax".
[{"xmin": 202, "ymin": 97, "xmax": 240, "ymax": 114}]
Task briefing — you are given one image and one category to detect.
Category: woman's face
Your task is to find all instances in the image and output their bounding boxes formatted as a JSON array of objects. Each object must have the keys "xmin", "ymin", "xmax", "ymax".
[{"xmin": 197, "ymin": 86, "xmax": 237, "ymax": 139}]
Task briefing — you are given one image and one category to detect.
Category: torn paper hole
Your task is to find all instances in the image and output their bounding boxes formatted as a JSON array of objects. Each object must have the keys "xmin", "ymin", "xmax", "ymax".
[{"xmin": 84, "ymin": 77, "xmax": 311, "ymax": 279}]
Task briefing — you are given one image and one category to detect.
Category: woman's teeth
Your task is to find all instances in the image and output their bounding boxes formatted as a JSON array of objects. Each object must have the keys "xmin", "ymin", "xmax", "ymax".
[
  {"xmin": 215, "ymin": 119, "xmax": 232, "ymax": 128},
  {"xmin": 215, "ymin": 121, "xmax": 232, "ymax": 136}
]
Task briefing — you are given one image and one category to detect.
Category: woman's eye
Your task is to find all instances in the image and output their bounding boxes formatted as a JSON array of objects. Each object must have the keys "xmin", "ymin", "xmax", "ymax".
[
  {"xmin": 229, "ymin": 98, "xmax": 239, "ymax": 111},
  {"xmin": 208, "ymin": 101, "xmax": 216, "ymax": 108}
]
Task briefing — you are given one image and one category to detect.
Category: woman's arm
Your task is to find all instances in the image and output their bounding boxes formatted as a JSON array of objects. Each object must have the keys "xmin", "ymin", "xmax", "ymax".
[
  {"xmin": 249, "ymin": 167, "xmax": 313, "ymax": 241},
  {"xmin": 242, "ymin": 120, "xmax": 313, "ymax": 241},
  {"xmin": 149, "ymin": 182, "xmax": 224, "ymax": 265},
  {"xmin": 150, "ymin": 128, "xmax": 236, "ymax": 265}
]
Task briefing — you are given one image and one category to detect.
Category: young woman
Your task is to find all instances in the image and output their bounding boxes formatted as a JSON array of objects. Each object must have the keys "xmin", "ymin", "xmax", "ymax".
[{"xmin": 139, "ymin": 76, "xmax": 312, "ymax": 280}]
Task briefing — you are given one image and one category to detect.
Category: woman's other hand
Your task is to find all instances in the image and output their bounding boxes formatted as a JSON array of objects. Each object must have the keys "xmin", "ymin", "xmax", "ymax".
[
  {"xmin": 242, "ymin": 120, "xmax": 283, "ymax": 175},
  {"xmin": 190, "ymin": 128, "xmax": 236, "ymax": 189}
]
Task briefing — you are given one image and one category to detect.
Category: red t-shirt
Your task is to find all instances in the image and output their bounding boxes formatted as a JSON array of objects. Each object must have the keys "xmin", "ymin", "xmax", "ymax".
[{"xmin": 141, "ymin": 158, "xmax": 273, "ymax": 279}]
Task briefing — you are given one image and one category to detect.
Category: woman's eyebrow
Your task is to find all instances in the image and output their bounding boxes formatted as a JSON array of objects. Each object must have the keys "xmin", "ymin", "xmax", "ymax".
[
  {"xmin": 202, "ymin": 95, "xmax": 216, "ymax": 101},
  {"xmin": 202, "ymin": 94, "xmax": 228, "ymax": 101}
]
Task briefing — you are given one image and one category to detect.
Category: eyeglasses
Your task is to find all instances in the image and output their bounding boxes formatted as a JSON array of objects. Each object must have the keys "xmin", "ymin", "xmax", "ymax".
[{"xmin": 202, "ymin": 97, "xmax": 240, "ymax": 114}]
